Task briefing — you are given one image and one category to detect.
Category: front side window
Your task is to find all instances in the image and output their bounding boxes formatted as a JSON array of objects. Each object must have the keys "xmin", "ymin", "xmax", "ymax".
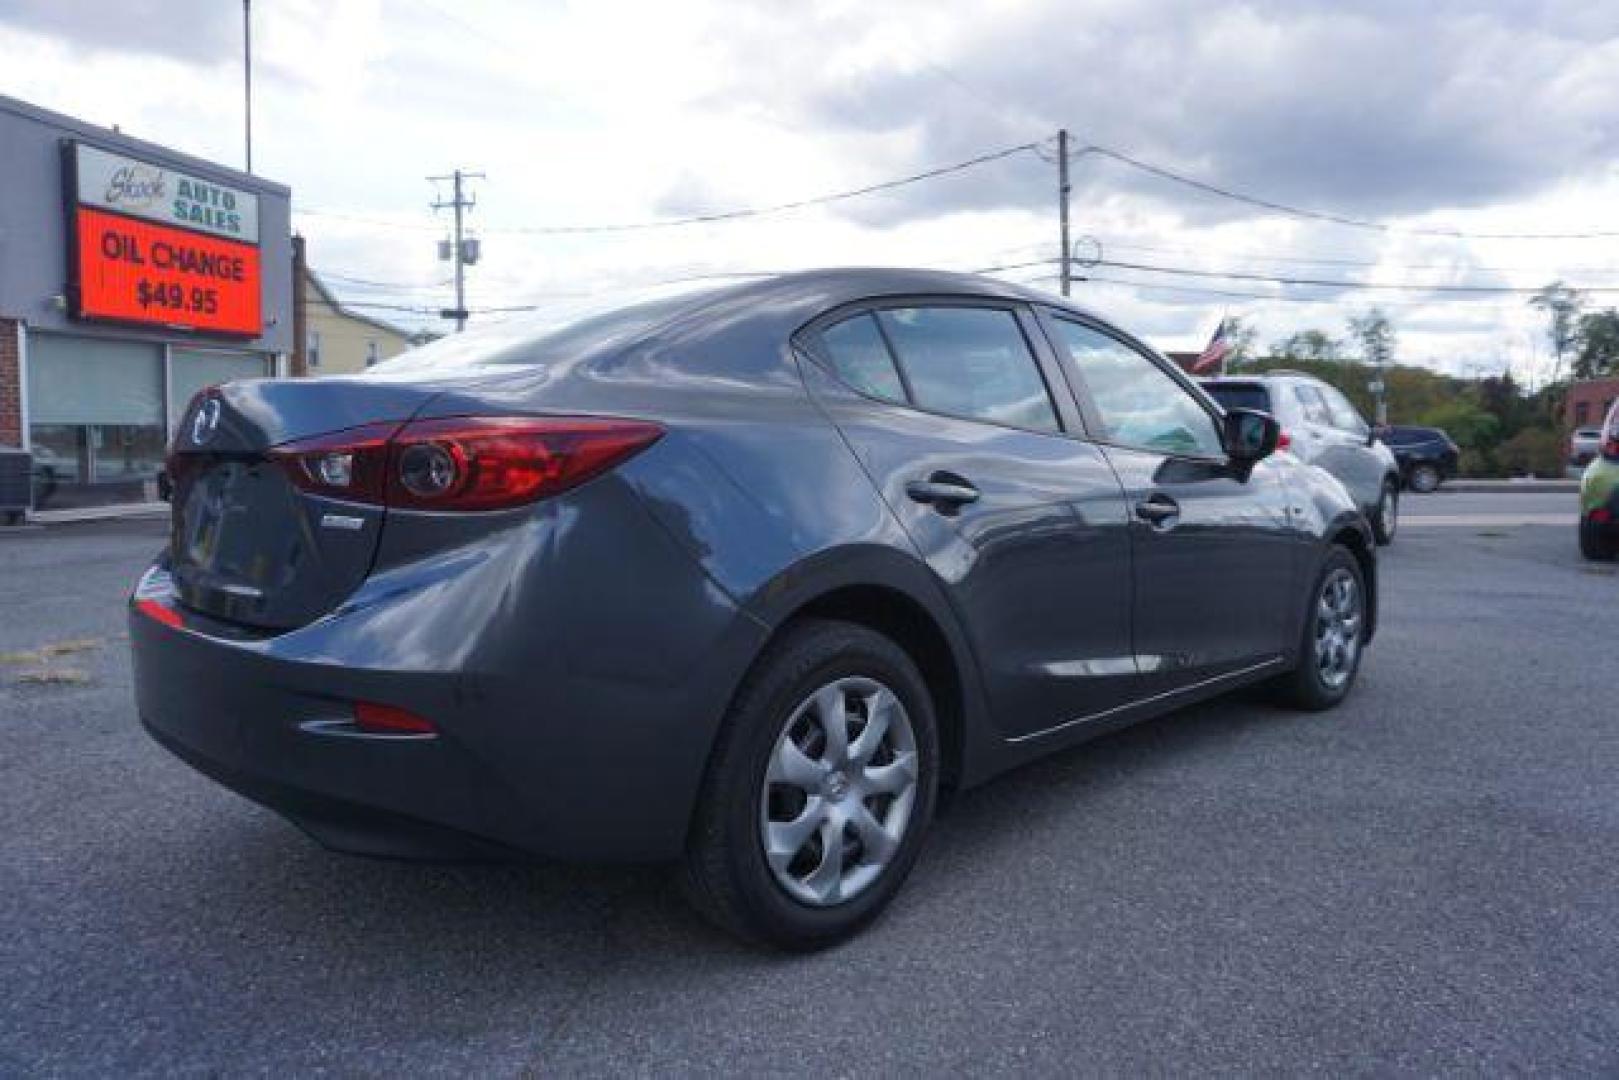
[
  {"xmin": 1318, "ymin": 384, "xmax": 1369, "ymax": 437},
  {"xmin": 1049, "ymin": 319, "xmax": 1223, "ymax": 457},
  {"xmin": 819, "ymin": 313, "xmax": 906, "ymax": 403},
  {"xmin": 1293, "ymin": 384, "xmax": 1331, "ymax": 425},
  {"xmin": 874, "ymin": 306, "xmax": 1060, "ymax": 432}
]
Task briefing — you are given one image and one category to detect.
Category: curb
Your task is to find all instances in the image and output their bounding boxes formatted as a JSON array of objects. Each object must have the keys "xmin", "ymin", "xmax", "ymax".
[
  {"xmin": 1438, "ymin": 481, "xmax": 1577, "ymax": 495},
  {"xmin": 23, "ymin": 503, "xmax": 168, "ymax": 526}
]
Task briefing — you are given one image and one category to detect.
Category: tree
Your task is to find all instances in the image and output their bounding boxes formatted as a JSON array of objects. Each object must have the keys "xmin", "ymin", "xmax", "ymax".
[
  {"xmin": 1529, "ymin": 281, "xmax": 1584, "ymax": 383},
  {"xmin": 1346, "ymin": 309, "xmax": 1396, "ymax": 367},
  {"xmin": 1271, "ymin": 329, "xmax": 1343, "ymax": 362},
  {"xmin": 1573, "ymin": 309, "xmax": 1619, "ymax": 380},
  {"xmin": 1224, "ymin": 315, "xmax": 1259, "ymax": 366},
  {"xmin": 1347, "ymin": 309, "xmax": 1396, "ymax": 425}
]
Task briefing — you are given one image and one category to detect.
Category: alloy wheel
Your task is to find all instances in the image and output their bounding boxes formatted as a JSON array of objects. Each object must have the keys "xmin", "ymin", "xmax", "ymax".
[
  {"xmin": 759, "ymin": 676, "xmax": 919, "ymax": 907},
  {"xmin": 1315, "ymin": 567, "xmax": 1363, "ymax": 690}
]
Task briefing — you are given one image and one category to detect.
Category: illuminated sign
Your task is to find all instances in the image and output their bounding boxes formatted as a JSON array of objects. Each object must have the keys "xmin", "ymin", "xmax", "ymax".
[
  {"xmin": 73, "ymin": 142, "xmax": 259, "ymax": 243},
  {"xmin": 67, "ymin": 143, "xmax": 264, "ymax": 336}
]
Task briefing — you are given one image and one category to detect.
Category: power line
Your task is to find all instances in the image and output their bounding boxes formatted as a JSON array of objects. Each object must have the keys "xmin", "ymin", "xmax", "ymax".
[
  {"xmin": 1091, "ymin": 257, "xmax": 1619, "ymax": 294},
  {"xmin": 1077, "ymin": 143, "xmax": 1619, "ymax": 241},
  {"xmin": 297, "ymin": 142, "xmax": 1040, "ymax": 236},
  {"xmin": 1092, "ymin": 237, "xmax": 1619, "ymax": 277}
]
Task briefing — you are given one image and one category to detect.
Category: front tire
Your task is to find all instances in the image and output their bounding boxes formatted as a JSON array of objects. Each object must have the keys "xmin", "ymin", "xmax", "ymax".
[
  {"xmin": 1273, "ymin": 546, "xmax": 1368, "ymax": 711},
  {"xmin": 1371, "ymin": 480, "xmax": 1399, "ymax": 545},
  {"xmin": 1407, "ymin": 463, "xmax": 1442, "ymax": 493},
  {"xmin": 682, "ymin": 619, "xmax": 939, "ymax": 950}
]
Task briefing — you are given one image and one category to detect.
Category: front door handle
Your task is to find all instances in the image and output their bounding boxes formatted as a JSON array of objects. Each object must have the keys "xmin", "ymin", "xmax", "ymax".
[
  {"xmin": 1135, "ymin": 494, "xmax": 1181, "ymax": 529},
  {"xmin": 906, "ymin": 474, "xmax": 981, "ymax": 508}
]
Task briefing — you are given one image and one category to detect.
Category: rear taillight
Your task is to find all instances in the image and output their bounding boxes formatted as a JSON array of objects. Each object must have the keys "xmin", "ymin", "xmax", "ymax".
[
  {"xmin": 1277, "ymin": 429, "xmax": 1293, "ymax": 453},
  {"xmin": 270, "ymin": 415, "xmax": 663, "ymax": 511},
  {"xmin": 353, "ymin": 701, "xmax": 436, "ymax": 735}
]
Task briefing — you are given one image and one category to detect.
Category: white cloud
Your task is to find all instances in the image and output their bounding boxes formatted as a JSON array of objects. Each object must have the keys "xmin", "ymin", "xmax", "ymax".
[{"xmin": 0, "ymin": 0, "xmax": 1615, "ymax": 382}]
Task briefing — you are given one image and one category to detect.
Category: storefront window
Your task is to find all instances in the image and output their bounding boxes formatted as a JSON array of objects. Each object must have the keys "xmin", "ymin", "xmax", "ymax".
[
  {"xmin": 169, "ymin": 348, "xmax": 268, "ymax": 426},
  {"xmin": 27, "ymin": 334, "xmax": 165, "ymax": 509}
]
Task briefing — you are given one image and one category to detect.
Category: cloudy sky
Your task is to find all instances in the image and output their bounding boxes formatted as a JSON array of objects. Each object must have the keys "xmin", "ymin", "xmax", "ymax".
[{"xmin": 3, "ymin": 0, "xmax": 1618, "ymax": 379}]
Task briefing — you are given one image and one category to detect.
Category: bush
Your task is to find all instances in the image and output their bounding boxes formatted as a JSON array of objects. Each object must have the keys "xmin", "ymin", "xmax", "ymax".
[{"xmin": 1495, "ymin": 427, "xmax": 1564, "ymax": 477}]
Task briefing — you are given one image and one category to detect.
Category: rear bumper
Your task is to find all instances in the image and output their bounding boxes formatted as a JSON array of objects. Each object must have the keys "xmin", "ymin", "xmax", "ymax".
[{"xmin": 130, "ymin": 475, "xmax": 771, "ymax": 863}]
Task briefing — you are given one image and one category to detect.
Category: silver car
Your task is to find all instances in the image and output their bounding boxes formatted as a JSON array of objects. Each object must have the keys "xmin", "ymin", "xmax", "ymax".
[
  {"xmin": 1571, "ymin": 427, "xmax": 1604, "ymax": 469},
  {"xmin": 1201, "ymin": 372, "xmax": 1402, "ymax": 544}
]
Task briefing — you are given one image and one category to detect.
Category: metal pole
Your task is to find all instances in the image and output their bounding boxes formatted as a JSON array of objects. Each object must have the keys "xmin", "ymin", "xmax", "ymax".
[
  {"xmin": 243, "ymin": 0, "xmax": 253, "ymax": 173},
  {"xmin": 1058, "ymin": 129, "xmax": 1071, "ymax": 297},
  {"xmin": 452, "ymin": 170, "xmax": 466, "ymax": 333}
]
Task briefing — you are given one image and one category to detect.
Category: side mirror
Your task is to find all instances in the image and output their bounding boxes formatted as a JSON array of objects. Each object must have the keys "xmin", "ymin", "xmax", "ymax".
[{"xmin": 1224, "ymin": 407, "xmax": 1281, "ymax": 465}]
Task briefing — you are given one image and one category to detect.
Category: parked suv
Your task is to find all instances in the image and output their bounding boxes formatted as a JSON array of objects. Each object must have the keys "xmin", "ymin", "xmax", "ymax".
[
  {"xmin": 1571, "ymin": 427, "xmax": 1604, "ymax": 469},
  {"xmin": 1201, "ymin": 372, "xmax": 1402, "ymax": 544},
  {"xmin": 1379, "ymin": 425, "xmax": 1459, "ymax": 493}
]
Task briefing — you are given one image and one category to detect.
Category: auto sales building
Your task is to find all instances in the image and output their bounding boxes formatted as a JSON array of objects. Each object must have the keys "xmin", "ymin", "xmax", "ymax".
[{"xmin": 0, "ymin": 93, "xmax": 291, "ymax": 510}]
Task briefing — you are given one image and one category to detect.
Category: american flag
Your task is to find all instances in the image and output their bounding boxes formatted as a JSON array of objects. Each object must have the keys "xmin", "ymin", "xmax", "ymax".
[{"xmin": 1191, "ymin": 318, "xmax": 1232, "ymax": 374}]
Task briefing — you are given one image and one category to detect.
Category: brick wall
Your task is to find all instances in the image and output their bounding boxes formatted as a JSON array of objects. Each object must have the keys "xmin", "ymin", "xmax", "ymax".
[
  {"xmin": 0, "ymin": 318, "xmax": 19, "ymax": 448},
  {"xmin": 1567, "ymin": 376, "xmax": 1619, "ymax": 431}
]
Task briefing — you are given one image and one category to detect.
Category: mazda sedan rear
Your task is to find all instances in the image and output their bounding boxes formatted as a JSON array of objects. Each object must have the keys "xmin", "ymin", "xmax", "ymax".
[{"xmin": 132, "ymin": 269, "xmax": 1376, "ymax": 949}]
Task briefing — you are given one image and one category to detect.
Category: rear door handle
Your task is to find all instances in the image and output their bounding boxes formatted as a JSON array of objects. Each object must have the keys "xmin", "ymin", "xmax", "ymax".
[
  {"xmin": 1135, "ymin": 494, "xmax": 1180, "ymax": 528},
  {"xmin": 906, "ymin": 474, "xmax": 980, "ymax": 508}
]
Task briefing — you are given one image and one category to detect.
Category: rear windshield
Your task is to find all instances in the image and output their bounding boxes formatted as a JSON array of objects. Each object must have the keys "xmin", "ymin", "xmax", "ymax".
[
  {"xmin": 365, "ymin": 283, "xmax": 730, "ymax": 375},
  {"xmin": 1201, "ymin": 382, "xmax": 1271, "ymax": 413}
]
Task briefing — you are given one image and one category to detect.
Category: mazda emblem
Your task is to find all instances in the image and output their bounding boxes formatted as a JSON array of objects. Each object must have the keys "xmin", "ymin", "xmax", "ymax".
[{"xmin": 191, "ymin": 397, "xmax": 222, "ymax": 446}]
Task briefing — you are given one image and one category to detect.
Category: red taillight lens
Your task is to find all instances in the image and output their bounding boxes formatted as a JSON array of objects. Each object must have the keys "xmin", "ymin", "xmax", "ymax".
[
  {"xmin": 272, "ymin": 421, "xmax": 401, "ymax": 503},
  {"xmin": 1277, "ymin": 428, "xmax": 1293, "ymax": 452},
  {"xmin": 384, "ymin": 416, "xmax": 663, "ymax": 511},
  {"xmin": 353, "ymin": 701, "xmax": 436, "ymax": 735},
  {"xmin": 270, "ymin": 416, "xmax": 662, "ymax": 512},
  {"xmin": 135, "ymin": 598, "xmax": 184, "ymax": 628}
]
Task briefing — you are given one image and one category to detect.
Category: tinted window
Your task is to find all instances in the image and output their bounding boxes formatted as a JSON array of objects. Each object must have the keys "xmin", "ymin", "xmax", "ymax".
[
  {"xmin": 1051, "ymin": 319, "xmax": 1223, "ymax": 457},
  {"xmin": 820, "ymin": 314, "xmax": 906, "ymax": 402},
  {"xmin": 1201, "ymin": 382, "xmax": 1272, "ymax": 413},
  {"xmin": 876, "ymin": 307, "xmax": 1059, "ymax": 432}
]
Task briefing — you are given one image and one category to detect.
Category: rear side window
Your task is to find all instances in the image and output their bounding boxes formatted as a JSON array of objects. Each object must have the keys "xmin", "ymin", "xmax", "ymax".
[
  {"xmin": 1202, "ymin": 383, "xmax": 1272, "ymax": 413},
  {"xmin": 875, "ymin": 307, "xmax": 1060, "ymax": 432},
  {"xmin": 820, "ymin": 314, "xmax": 906, "ymax": 403}
]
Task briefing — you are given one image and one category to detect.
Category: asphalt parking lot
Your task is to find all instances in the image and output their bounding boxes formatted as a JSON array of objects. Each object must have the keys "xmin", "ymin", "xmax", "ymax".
[{"xmin": 1, "ymin": 490, "xmax": 1612, "ymax": 1075}]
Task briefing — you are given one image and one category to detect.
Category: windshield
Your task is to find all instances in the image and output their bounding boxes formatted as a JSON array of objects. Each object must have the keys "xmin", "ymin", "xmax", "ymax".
[{"xmin": 366, "ymin": 280, "xmax": 736, "ymax": 376}]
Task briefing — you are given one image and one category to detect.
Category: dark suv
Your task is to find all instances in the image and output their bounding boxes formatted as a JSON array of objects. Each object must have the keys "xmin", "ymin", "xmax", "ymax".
[
  {"xmin": 130, "ymin": 270, "xmax": 1377, "ymax": 949},
  {"xmin": 1380, "ymin": 425, "xmax": 1459, "ymax": 493}
]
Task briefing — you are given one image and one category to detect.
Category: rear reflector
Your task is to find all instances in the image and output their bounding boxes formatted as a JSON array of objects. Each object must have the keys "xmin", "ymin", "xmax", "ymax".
[
  {"xmin": 271, "ymin": 415, "xmax": 663, "ymax": 512},
  {"xmin": 1592, "ymin": 508, "xmax": 1614, "ymax": 525},
  {"xmin": 353, "ymin": 701, "xmax": 437, "ymax": 735},
  {"xmin": 135, "ymin": 598, "xmax": 184, "ymax": 628}
]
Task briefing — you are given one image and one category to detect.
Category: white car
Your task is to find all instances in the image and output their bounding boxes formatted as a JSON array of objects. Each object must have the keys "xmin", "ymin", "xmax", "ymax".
[
  {"xmin": 1201, "ymin": 372, "xmax": 1403, "ymax": 544},
  {"xmin": 1571, "ymin": 427, "xmax": 1604, "ymax": 468}
]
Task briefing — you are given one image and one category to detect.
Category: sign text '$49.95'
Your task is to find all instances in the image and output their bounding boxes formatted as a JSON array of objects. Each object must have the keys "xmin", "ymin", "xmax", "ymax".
[{"xmin": 74, "ymin": 207, "xmax": 263, "ymax": 335}]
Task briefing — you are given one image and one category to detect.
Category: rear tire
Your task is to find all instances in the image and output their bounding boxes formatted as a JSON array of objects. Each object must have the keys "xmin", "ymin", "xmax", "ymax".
[
  {"xmin": 1371, "ymin": 481, "xmax": 1399, "ymax": 545},
  {"xmin": 682, "ymin": 619, "xmax": 939, "ymax": 951},
  {"xmin": 1273, "ymin": 546, "xmax": 1367, "ymax": 711},
  {"xmin": 1580, "ymin": 519, "xmax": 1617, "ymax": 561},
  {"xmin": 1407, "ymin": 464, "xmax": 1441, "ymax": 494}
]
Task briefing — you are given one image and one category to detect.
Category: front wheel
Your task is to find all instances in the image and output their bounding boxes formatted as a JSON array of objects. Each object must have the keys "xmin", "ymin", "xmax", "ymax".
[
  {"xmin": 1371, "ymin": 481, "xmax": 1399, "ymax": 545},
  {"xmin": 682, "ymin": 619, "xmax": 939, "ymax": 950},
  {"xmin": 1272, "ymin": 547, "xmax": 1368, "ymax": 711},
  {"xmin": 1407, "ymin": 463, "xmax": 1442, "ymax": 494}
]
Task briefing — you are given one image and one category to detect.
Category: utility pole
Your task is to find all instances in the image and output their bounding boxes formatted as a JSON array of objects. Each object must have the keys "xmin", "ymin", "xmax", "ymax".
[
  {"xmin": 242, "ymin": 0, "xmax": 253, "ymax": 173},
  {"xmin": 430, "ymin": 169, "xmax": 484, "ymax": 332},
  {"xmin": 1057, "ymin": 129, "xmax": 1072, "ymax": 297}
]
